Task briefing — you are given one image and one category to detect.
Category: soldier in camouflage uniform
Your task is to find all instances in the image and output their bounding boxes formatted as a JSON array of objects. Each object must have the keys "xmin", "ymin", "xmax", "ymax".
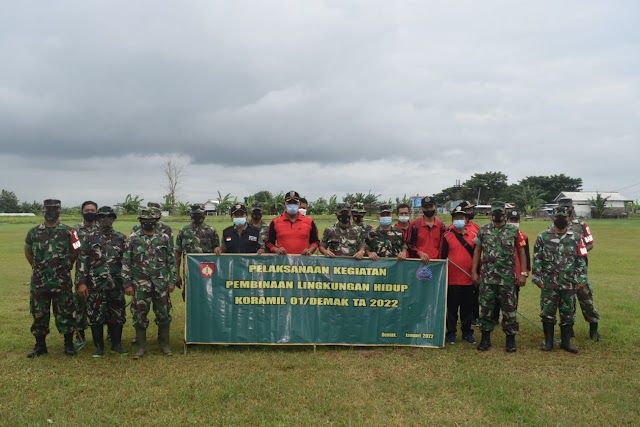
[
  {"xmin": 250, "ymin": 204, "xmax": 269, "ymax": 245},
  {"xmin": 365, "ymin": 204, "xmax": 408, "ymax": 260},
  {"xmin": 24, "ymin": 199, "xmax": 79, "ymax": 357},
  {"xmin": 319, "ymin": 204, "xmax": 366, "ymax": 258},
  {"xmin": 472, "ymin": 201, "xmax": 527, "ymax": 352},
  {"xmin": 131, "ymin": 202, "xmax": 174, "ymax": 250},
  {"xmin": 123, "ymin": 209, "xmax": 177, "ymax": 359},
  {"xmin": 558, "ymin": 198, "xmax": 601, "ymax": 341},
  {"xmin": 175, "ymin": 204, "xmax": 220, "ymax": 300},
  {"xmin": 533, "ymin": 206, "xmax": 588, "ymax": 353},
  {"xmin": 77, "ymin": 206, "xmax": 128, "ymax": 357},
  {"xmin": 73, "ymin": 200, "xmax": 98, "ymax": 349},
  {"xmin": 351, "ymin": 202, "xmax": 374, "ymax": 241}
]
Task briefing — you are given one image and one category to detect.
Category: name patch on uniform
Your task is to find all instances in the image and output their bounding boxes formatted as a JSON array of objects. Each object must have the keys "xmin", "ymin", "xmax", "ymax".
[{"xmin": 248, "ymin": 235, "xmax": 257, "ymax": 241}]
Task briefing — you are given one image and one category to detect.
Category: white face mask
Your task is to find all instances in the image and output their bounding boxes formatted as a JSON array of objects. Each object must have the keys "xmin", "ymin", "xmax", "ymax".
[
  {"xmin": 398, "ymin": 215, "xmax": 410, "ymax": 223},
  {"xmin": 510, "ymin": 222, "xmax": 520, "ymax": 228},
  {"xmin": 298, "ymin": 208, "xmax": 307, "ymax": 216}
]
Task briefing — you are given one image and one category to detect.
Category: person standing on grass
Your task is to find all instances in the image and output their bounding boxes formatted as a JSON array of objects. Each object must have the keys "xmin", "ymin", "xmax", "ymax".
[
  {"xmin": 266, "ymin": 191, "xmax": 320, "ymax": 256},
  {"xmin": 532, "ymin": 206, "xmax": 588, "ymax": 353},
  {"xmin": 24, "ymin": 199, "xmax": 80, "ymax": 357},
  {"xmin": 76, "ymin": 206, "xmax": 128, "ymax": 357},
  {"xmin": 215, "ymin": 203, "xmax": 264, "ymax": 255},
  {"xmin": 472, "ymin": 201, "xmax": 527, "ymax": 353},
  {"xmin": 441, "ymin": 205, "xmax": 478, "ymax": 345},
  {"xmin": 351, "ymin": 202, "xmax": 374, "ymax": 242},
  {"xmin": 558, "ymin": 198, "xmax": 601, "ymax": 341},
  {"xmin": 394, "ymin": 203, "xmax": 412, "ymax": 242},
  {"xmin": 319, "ymin": 203, "xmax": 366, "ymax": 258},
  {"xmin": 366, "ymin": 204, "xmax": 408, "ymax": 261},
  {"xmin": 250, "ymin": 204, "xmax": 269, "ymax": 245},
  {"xmin": 123, "ymin": 209, "xmax": 177, "ymax": 359},
  {"xmin": 407, "ymin": 196, "xmax": 446, "ymax": 263},
  {"xmin": 72, "ymin": 200, "xmax": 98, "ymax": 349}
]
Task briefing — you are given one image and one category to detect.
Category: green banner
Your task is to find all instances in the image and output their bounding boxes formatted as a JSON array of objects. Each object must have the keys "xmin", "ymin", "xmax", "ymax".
[{"xmin": 185, "ymin": 255, "xmax": 447, "ymax": 348}]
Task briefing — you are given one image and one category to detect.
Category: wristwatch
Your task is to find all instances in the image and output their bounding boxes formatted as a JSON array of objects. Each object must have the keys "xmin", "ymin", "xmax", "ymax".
[{"xmin": 520, "ymin": 272, "xmax": 529, "ymax": 277}]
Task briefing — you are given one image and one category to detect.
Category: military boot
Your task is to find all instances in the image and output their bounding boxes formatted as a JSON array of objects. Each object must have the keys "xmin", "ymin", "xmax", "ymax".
[
  {"xmin": 27, "ymin": 335, "xmax": 48, "ymax": 358},
  {"xmin": 158, "ymin": 324, "xmax": 173, "ymax": 356},
  {"xmin": 589, "ymin": 322, "xmax": 601, "ymax": 342},
  {"xmin": 560, "ymin": 325, "xmax": 579, "ymax": 354},
  {"xmin": 91, "ymin": 325, "xmax": 104, "ymax": 358},
  {"xmin": 75, "ymin": 329, "xmax": 86, "ymax": 351},
  {"xmin": 133, "ymin": 327, "xmax": 147, "ymax": 359},
  {"xmin": 477, "ymin": 331, "xmax": 491, "ymax": 351},
  {"xmin": 109, "ymin": 324, "xmax": 128, "ymax": 355},
  {"xmin": 541, "ymin": 322, "xmax": 554, "ymax": 351},
  {"xmin": 505, "ymin": 334, "xmax": 517, "ymax": 353},
  {"xmin": 64, "ymin": 333, "xmax": 76, "ymax": 356}
]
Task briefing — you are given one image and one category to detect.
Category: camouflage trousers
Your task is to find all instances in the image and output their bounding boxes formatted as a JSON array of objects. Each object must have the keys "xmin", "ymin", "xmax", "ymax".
[
  {"xmin": 86, "ymin": 287, "xmax": 126, "ymax": 326},
  {"xmin": 130, "ymin": 281, "xmax": 172, "ymax": 329},
  {"xmin": 30, "ymin": 287, "xmax": 76, "ymax": 336},
  {"xmin": 540, "ymin": 287, "xmax": 576, "ymax": 326},
  {"xmin": 577, "ymin": 282, "xmax": 600, "ymax": 323},
  {"xmin": 478, "ymin": 282, "xmax": 518, "ymax": 335}
]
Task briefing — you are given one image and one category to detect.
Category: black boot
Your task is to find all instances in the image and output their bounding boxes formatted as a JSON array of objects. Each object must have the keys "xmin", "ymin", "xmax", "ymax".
[
  {"xmin": 477, "ymin": 331, "xmax": 491, "ymax": 351},
  {"xmin": 589, "ymin": 322, "xmax": 601, "ymax": 342},
  {"xmin": 133, "ymin": 328, "xmax": 146, "ymax": 360},
  {"xmin": 541, "ymin": 323, "xmax": 554, "ymax": 351},
  {"xmin": 560, "ymin": 325, "xmax": 579, "ymax": 354},
  {"xmin": 505, "ymin": 334, "xmax": 517, "ymax": 353},
  {"xmin": 75, "ymin": 329, "xmax": 86, "ymax": 350},
  {"xmin": 27, "ymin": 335, "xmax": 48, "ymax": 358},
  {"xmin": 110, "ymin": 324, "xmax": 128, "ymax": 355},
  {"xmin": 158, "ymin": 324, "xmax": 173, "ymax": 356},
  {"xmin": 64, "ymin": 333, "xmax": 76, "ymax": 356},
  {"xmin": 91, "ymin": 325, "xmax": 104, "ymax": 358}
]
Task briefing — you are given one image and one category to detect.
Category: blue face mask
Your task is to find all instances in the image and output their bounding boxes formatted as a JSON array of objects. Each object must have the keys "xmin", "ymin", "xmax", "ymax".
[
  {"xmin": 233, "ymin": 217, "xmax": 247, "ymax": 227},
  {"xmin": 453, "ymin": 219, "xmax": 466, "ymax": 230},
  {"xmin": 379, "ymin": 216, "xmax": 393, "ymax": 226},
  {"xmin": 286, "ymin": 204, "xmax": 299, "ymax": 215}
]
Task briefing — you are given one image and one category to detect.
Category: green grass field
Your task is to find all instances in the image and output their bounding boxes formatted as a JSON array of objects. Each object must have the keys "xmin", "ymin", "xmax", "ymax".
[{"xmin": 1, "ymin": 215, "xmax": 639, "ymax": 426}]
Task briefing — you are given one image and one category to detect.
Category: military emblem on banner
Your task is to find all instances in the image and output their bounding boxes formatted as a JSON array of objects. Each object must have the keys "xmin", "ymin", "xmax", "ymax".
[
  {"xmin": 200, "ymin": 262, "xmax": 215, "ymax": 278},
  {"xmin": 416, "ymin": 266, "xmax": 433, "ymax": 281}
]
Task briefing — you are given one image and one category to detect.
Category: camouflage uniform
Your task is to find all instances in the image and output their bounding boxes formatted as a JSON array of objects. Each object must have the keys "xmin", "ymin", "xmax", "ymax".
[
  {"xmin": 568, "ymin": 219, "xmax": 600, "ymax": 323},
  {"xmin": 77, "ymin": 226, "xmax": 127, "ymax": 326},
  {"xmin": 322, "ymin": 223, "xmax": 364, "ymax": 256},
  {"xmin": 123, "ymin": 231, "xmax": 177, "ymax": 329},
  {"xmin": 73, "ymin": 222, "xmax": 95, "ymax": 335},
  {"xmin": 366, "ymin": 226, "xmax": 407, "ymax": 257},
  {"xmin": 131, "ymin": 220, "xmax": 174, "ymax": 250},
  {"xmin": 533, "ymin": 228, "xmax": 588, "ymax": 326},
  {"xmin": 175, "ymin": 223, "xmax": 220, "ymax": 255},
  {"xmin": 474, "ymin": 222, "xmax": 520, "ymax": 335},
  {"xmin": 25, "ymin": 223, "xmax": 78, "ymax": 337},
  {"xmin": 351, "ymin": 202, "xmax": 374, "ymax": 240}
]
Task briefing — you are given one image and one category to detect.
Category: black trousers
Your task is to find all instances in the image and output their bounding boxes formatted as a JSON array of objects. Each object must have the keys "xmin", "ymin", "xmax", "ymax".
[{"xmin": 447, "ymin": 285, "xmax": 475, "ymax": 336}]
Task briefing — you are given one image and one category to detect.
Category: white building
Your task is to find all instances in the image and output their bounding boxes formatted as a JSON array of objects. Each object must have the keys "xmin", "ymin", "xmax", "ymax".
[
  {"xmin": 203, "ymin": 199, "xmax": 219, "ymax": 215},
  {"xmin": 554, "ymin": 191, "xmax": 631, "ymax": 219}
]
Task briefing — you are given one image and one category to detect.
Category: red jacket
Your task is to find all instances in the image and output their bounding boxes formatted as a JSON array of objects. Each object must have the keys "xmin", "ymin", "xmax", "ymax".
[
  {"xmin": 407, "ymin": 215, "xmax": 446, "ymax": 260},
  {"xmin": 441, "ymin": 228, "xmax": 476, "ymax": 286},
  {"xmin": 266, "ymin": 212, "xmax": 320, "ymax": 254}
]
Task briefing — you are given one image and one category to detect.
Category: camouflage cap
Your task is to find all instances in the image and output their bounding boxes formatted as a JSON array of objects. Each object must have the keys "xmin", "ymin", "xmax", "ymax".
[
  {"xmin": 378, "ymin": 204, "xmax": 393, "ymax": 214},
  {"xmin": 336, "ymin": 203, "xmax": 351, "ymax": 213},
  {"xmin": 451, "ymin": 205, "xmax": 466, "ymax": 216},
  {"xmin": 421, "ymin": 196, "xmax": 436, "ymax": 207},
  {"xmin": 147, "ymin": 202, "xmax": 162, "ymax": 209},
  {"xmin": 138, "ymin": 209, "xmax": 156, "ymax": 220},
  {"xmin": 231, "ymin": 203, "xmax": 247, "ymax": 214},
  {"xmin": 351, "ymin": 202, "xmax": 366, "ymax": 213},
  {"xmin": 190, "ymin": 204, "xmax": 205, "ymax": 215},
  {"xmin": 97, "ymin": 206, "xmax": 117, "ymax": 219},
  {"xmin": 507, "ymin": 210, "xmax": 520, "ymax": 220},
  {"xmin": 251, "ymin": 203, "xmax": 263, "ymax": 212},
  {"xmin": 557, "ymin": 198, "xmax": 573, "ymax": 207},
  {"xmin": 43, "ymin": 199, "xmax": 61, "ymax": 208},
  {"xmin": 553, "ymin": 206, "xmax": 570, "ymax": 217},
  {"xmin": 490, "ymin": 200, "xmax": 506, "ymax": 212},
  {"xmin": 284, "ymin": 190, "xmax": 300, "ymax": 203}
]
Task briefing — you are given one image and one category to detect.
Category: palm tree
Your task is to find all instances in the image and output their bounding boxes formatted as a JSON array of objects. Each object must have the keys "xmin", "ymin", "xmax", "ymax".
[
  {"xmin": 589, "ymin": 192, "xmax": 610, "ymax": 218},
  {"xmin": 118, "ymin": 194, "xmax": 144, "ymax": 214}
]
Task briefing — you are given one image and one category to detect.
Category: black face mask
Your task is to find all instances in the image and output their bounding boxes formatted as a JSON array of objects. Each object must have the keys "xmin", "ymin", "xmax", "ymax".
[
  {"xmin": 423, "ymin": 210, "xmax": 436, "ymax": 218},
  {"xmin": 251, "ymin": 213, "xmax": 262, "ymax": 221},
  {"xmin": 192, "ymin": 215, "xmax": 204, "ymax": 225},
  {"xmin": 352, "ymin": 215, "xmax": 363, "ymax": 223},
  {"xmin": 44, "ymin": 210, "xmax": 60, "ymax": 221},
  {"xmin": 141, "ymin": 221, "xmax": 156, "ymax": 231},
  {"xmin": 492, "ymin": 212, "xmax": 505, "ymax": 223},
  {"xmin": 337, "ymin": 214, "xmax": 351, "ymax": 224},
  {"xmin": 98, "ymin": 217, "xmax": 115, "ymax": 230},
  {"xmin": 83, "ymin": 212, "xmax": 97, "ymax": 223},
  {"xmin": 554, "ymin": 218, "xmax": 568, "ymax": 229}
]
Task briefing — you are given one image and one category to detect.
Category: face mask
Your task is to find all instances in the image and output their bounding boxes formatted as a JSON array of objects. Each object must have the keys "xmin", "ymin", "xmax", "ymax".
[
  {"xmin": 398, "ymin": 215, "xmax": 410, "ymax": 223},
  {"xmin": 192, "ymin": 215, "xmax": 204, "ymax": 225},
  {"xmin": 251, "ymin": 212, "xmax": 262, "ymax": 221},
  {"xmin": 44, "ymin": 210, "xmax": 60, "ymax": 221},
  {"xmin": 492, "ymin": 213, "xmax": 505, "ymax": 223},
  {"xmin": 233, "ymin": 217, "xmax": 247, "ymax": 227},
  {"xmin": 466, "ymin": 213, "xmax": 476, "ymax": 220},
  {"xmin": 141, "ymin": 221, "xmax": 156, "ymax": 231},
  {"xmin": 453, "ymin": 220, "xmax": 466, "ymax": 230},
  {"xmin": 83, "ymin": 212, "xmax": 97, "ymax": 223},
  {"xmin": 509, "ymin": 222, "xmax": 520, "ymax": 228},
  {"xmin": 286, "ymin": 204, "xmax": 299, "ymax": 215},
  {"xmin": 98, "ymin": 217, "xmax": 115, "ymax": 229},
  {"xmin": 352, "ymin": 215, "xmax": 363, "ymax": 223},
  {"xmin": 554, "ymin": 218, "xmax": 568, "ymax": 229},
  {"xmin": 298, "ymin": 208, "xmax": 307, "ymax": 216},
  {"xmin": 423, "ymin": 210, "xmax": 436, "ymax": 218},
  {"xmin": 337, "ymin": 214, "xmax": 350, "ymax": 224},
  {"xmin": 379, "ymin": 217, "xmax": 393, "ymax": 226}
]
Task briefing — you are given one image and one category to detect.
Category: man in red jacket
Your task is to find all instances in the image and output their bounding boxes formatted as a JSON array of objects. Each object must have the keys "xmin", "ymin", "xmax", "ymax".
[
  {"xmin": 441, "ymin": 205, "xmax": 478, "ymax": 344},
  {"xmin": 266, "ymin": 191, "xmax": 320, "ymax": 255},
  {"xmin": 407, "ymin": 196, "xmax": 446, "ymax": 263}
]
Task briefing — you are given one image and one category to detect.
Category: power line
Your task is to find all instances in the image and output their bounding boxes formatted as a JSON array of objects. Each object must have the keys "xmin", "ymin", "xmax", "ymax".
[{"xmin": 615, "ymin": 182, "xmax": 640, "ymax": 191}]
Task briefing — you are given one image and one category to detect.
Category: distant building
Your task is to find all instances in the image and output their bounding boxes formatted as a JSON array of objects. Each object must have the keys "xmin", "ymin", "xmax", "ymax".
[
  {"xmin": 554, "ymin": 191, "xmax": 631, "ymax": 219},
  {"xmin": 203, "ymin": 199, "xmax": 219, "ymax": 216}
]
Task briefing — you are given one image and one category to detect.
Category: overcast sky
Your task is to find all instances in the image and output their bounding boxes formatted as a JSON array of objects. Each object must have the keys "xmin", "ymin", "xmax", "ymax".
[{"xmin": 1, "ymin": 0, "xmax": 639, "ymax": 207}]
